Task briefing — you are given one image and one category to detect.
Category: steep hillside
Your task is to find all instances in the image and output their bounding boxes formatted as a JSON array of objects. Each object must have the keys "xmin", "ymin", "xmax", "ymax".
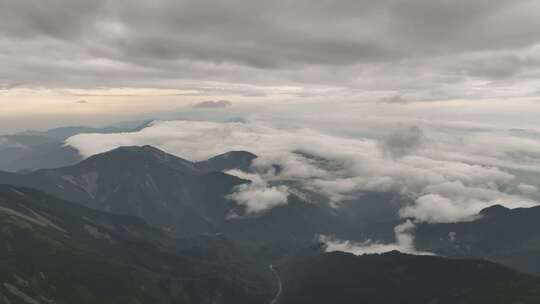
[{"xmin": 0, "ymin": 185, "xmax": 273, "ymax": 304}]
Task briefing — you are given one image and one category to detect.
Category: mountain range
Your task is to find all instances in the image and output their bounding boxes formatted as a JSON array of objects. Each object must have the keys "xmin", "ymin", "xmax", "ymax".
[
  {"xmin": 0, "ymin": 123, "xmax": 151, "ymax": 172},
  {"xmin": 277, "ymin": 250, "xmax": 540, "ymax": 304},
  {"xmin": 1, "ymin": 142, "xmax": 540, "ymax": 303},
  {"xmin": 3, "ymin": 185, "xmax": 540, "ymax": 303},
  {"xmin": 0, "ymin": 145, "xmax": 403, "ymax": 244},
  {"xmin": 415, "ymin": 204, "xmax": 540, "ymax": 275}
]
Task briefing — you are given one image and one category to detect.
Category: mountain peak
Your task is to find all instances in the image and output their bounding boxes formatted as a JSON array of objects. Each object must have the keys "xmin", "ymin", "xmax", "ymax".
[
  {"xmin": 99, "ymin": 145, "xmax": 178, "ymax": 159},
  {"xmin": 209, "ymin": 150, "xmax": 257, "ymax": 161},
  {"xmin": 110, "ymin": 145, "xmax": 165, "ymax": 154},
  {"xmin": 479, "ymin": 204, "xmax": 511, "ymax": 217},
  {"xmin": 69, "ymin": 145, "xmax": 197, "ymax": 174}
]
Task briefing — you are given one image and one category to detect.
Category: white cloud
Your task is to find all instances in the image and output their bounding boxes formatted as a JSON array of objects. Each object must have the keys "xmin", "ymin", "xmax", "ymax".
[
  {"xmin": 227, "ymin": 185, "xmax": 289, "ymax": 214},
  {"xmin": 320, "ymin": 220, "xmax": 432, "ymax": 255},
  {"xmin": 402, "ymin": 194, "xmax": 480, "ymax": 223},
  {"xmin": 401, "ymin": 191, "xmax": 537, "ymax": 223},
  {"xmin": 225, "ymin": 170, "xmax": 289, "ymax": 214}
]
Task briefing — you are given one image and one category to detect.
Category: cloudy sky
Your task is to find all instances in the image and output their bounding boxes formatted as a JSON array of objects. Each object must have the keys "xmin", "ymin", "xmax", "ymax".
[{"xmin": 1, "ymin": 0, "xmax": 540, "ymax": 132}]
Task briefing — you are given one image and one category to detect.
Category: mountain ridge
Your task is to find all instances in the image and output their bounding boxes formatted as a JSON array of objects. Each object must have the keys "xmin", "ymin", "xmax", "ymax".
[
  {"xmin": 277, "ymin": 250, "xmax": 540, "ymax": 304},
  {"xmin": 0, "ymin": 146, "xmax": 256, "ymax": 237},
  {"xmin": 0, "ymin": 184, "xmax": 274, "ymax": 304}
]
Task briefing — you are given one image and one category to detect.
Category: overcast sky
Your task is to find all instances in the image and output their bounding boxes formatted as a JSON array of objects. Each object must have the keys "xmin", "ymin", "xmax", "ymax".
[{"xmin": 1, "ymin": 0, "xmax": 540, "ymax": 132}]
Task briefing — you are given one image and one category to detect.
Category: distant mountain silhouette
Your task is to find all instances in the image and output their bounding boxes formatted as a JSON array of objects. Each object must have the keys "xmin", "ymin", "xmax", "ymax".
[
  {"xmin": 278, "ymin": 250, "xmax": 540, "ymax": 304},
  {"xmin": 0, "ymin": 123, "xmax": 151, "ymax": 172},
  {"xmin": 415, "ymin": 204, "xmax": 540, "ymax": 275}
]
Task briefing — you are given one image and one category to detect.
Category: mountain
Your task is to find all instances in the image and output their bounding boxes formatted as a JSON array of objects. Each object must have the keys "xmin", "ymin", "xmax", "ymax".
[
  {"xmin": 195, "ymin": 151, "xmax": 257, "ymax": 173},
  {"xmin": 0, "ymin": 134, "xmax": 58, "ymax": 147},
  {"xmin": 277, "ymin": 250, "xmax": 540, "ymax": 304},
  {"xmin": 0, "ymin": 185, "xmax": 274, "ymax": 304},
  {"xmin": 414, "ymin": 204, "xmax": 540, "ymax": 275},
  {"xmin": 0, "ymin": 146, "xmax": 250, "ymax": 237},
  {"xmin": 0, "ymin": 145, "xmax": 404, "ymax": 246},
  {"xmin": 0, "ymin": 123, "xmax": 151, "ymax": 172},
  {"xmin": 0, "ymin": 142, "xmax": 81, "ymax": 172},
  {"xmin": 3, "ymin": 185, "xmax": 538, "ymax": 304},
  {"xmin": 223, "ymin": 190, "xmax": 401, "ymax": 243},
  {"xmin": 0, "ymin": 134, "xmax": 75, "ymax": 172}
]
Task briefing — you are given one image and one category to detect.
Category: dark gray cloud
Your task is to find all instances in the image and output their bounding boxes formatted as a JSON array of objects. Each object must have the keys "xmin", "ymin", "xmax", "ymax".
[
  {"xmin": 193, "ymin": 100, "xmax": 232, "ymax": 109},
  {"xmin": 1, "ymin": 0, "xmax": 540, "ymax": 98},
  {"xmin": 379, "ymin": 125, "xmax": 425, "ymax": 159}
]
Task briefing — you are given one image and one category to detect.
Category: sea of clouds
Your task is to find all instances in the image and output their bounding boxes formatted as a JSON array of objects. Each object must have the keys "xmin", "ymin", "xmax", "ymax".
[{"xmin": 66, "ymin": 100, "xmax": 540, "ymax": 254}]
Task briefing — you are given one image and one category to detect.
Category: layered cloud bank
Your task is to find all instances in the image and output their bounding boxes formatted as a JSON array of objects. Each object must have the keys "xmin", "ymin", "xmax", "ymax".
[
  {"xmin": 67, "ymin": 116, "xmax": 539, "ymax": 222},
  {"xmin": 65, "ymin": 104, "xmax": 540, "ymax": 254}
]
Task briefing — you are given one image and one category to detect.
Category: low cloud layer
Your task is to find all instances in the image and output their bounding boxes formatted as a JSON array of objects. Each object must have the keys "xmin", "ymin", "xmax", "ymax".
[{"xmin": 66, "ymin": 116, "xmax": 539, "ymax": 220}]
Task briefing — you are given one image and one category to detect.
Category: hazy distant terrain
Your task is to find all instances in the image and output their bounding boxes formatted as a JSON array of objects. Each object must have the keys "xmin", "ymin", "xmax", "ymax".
[{"xmin": 0, "ymin": 123, "xmax": 151, "ymax": 172}]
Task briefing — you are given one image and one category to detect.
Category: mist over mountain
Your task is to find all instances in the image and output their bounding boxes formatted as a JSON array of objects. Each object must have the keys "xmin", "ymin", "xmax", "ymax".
[
  {"xmin": 415, "ymin": 204, "xmax": 540, "ymax": 275},
  {"xmin": 3, "ymin": 0, "xmax": 540, "ymax": 302},
  {"xmin": 3, "ymin": 141, "xmax": 540, "ymax": 279},
  {"xmin": 0, "ymin": 145, "xmax": 404, "ymax": 244}
]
